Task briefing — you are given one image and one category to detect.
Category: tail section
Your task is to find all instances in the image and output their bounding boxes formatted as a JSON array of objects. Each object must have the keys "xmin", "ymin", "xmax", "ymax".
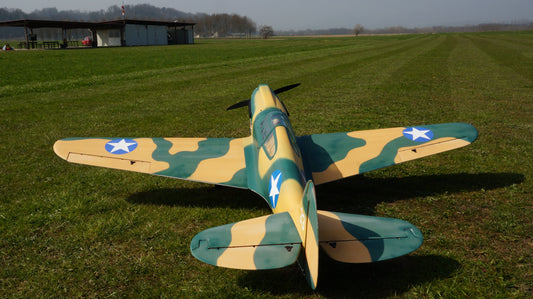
[
  {"xmin": 190, "ymin": 212, "xmax": 302, "ymax": 270},
  {"xmin": 190, "ymin": 182, "xmax": 422, "ymax": 289},
  {"xmin": 299, "ymin": 180, "xmax": 320, "ymax": 290},
  {"xmin": 317, "ymin": 210, "xmax": 423, "ymax": 263}
]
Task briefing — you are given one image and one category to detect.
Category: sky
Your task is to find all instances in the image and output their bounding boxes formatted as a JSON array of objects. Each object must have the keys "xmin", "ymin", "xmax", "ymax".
[{"xmin": 3, "ymin": 0, "xmax": 533, "ymax": 30}]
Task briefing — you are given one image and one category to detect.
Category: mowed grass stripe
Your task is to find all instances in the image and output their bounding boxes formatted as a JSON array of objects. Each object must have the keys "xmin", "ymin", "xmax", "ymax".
[
  {"xmin": 0, "ymin": 36, "xmax": 429, "ymax": 99},
  {"xmin": 450, "ymin": 35, "xmax": 533, "ymax": 119},
  {"xmin": 286, "ymin": 36, "xmax": 450, "ymax": 132},
  {"xmin": 469, "ymin": 35, "xmax": 533, "ymax": 82},
  {"xmin": 0, "ymin": 39, "xmax": 374, "ymax": 97},
  {"xmin": 449, "ymin": 32, "xmax": 532, "ymax": 288},
  {"xmin": 361, "ymin": 35, "xmax": 458, "ymax": 125},
  {"xmin": 2, "ymin": 35, "xmax": 436, "ymax": 138},
  {"xmin": 478, "ymin": 31, "xmax": 533, "ymax": 49},
  {"xmin": 80, "ymin": 35, "xmax": 439, "ymax": 136},
  {"xmin": 163, "ymin": 36, "xmax": 436, "ymax": 109},
  {"xmin": 1, "ymin": 37, "xmax": 435, "ymax": 142},
  {"xmin": 448, "ymin": 35, "xmax": 532, "ymax": 169}
]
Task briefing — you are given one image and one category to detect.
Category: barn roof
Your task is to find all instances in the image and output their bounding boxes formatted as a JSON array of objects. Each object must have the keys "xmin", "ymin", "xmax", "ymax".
[
  {"xmin": 100, "ymin": 19, "xmax": 195, "ymax": 27},
  {"xmin": 0, "ymin": 19, "xmax": 195, "ymax": 29}
]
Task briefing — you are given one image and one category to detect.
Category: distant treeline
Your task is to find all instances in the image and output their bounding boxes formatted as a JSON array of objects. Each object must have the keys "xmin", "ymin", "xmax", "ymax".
[
  {"xmin": 277, "ymin": 22, "xmax": 533, "ymax": 36},
  {"xmin": 1, "ymin": 4, "xmax": 532, "ymax": 40},
  {"xmin": 368, "ymin": 22, "xmax": 533, "ymax": 35},
  {"xmin": 195, "ymin": 14, "xmax": 256, "ymax": 38},
  {"xmin": 0, "ymin": 5, "xmax": 255, "ymax": 39}
]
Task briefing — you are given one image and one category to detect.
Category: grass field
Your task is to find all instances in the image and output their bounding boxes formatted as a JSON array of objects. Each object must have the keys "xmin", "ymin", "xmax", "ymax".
[{"xmin": 1, "ymin": 32, "xmax": 532, "ymax": 297}]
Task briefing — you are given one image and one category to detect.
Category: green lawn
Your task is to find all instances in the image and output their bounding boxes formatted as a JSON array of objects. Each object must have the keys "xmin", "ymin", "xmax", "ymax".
[{"xmin": 1, "ymin": 32, "xmax": 531, "ymax": 297}]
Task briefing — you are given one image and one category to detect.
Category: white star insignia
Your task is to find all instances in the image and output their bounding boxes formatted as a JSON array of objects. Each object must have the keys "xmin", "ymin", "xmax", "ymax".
[
  {"xmin": 107, "ymin": 139, "xmax": 136, "ymax": 153},
  {"xmin": 269, "ymin": 172, "xmax": 282, "ymax": 198},
  {"xmin": 404, "ymin": 128, "xmax": 431, "ymax": 141}
]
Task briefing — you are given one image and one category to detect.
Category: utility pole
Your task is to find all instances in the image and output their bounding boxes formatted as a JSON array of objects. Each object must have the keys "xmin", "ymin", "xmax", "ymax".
[{"xmin": 121, "ymin": 2, "xmax": 126, "ymax": 46}]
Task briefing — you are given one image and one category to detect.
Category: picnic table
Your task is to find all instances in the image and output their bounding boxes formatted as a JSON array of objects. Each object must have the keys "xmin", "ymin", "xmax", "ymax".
[
  {"xmin": 42, "ymin": 41, "xmax": 60, "ymax": 48},
  {"xmin": 17, "ymin": 41, "xmax": 39, "ymax": 49},
  {"xmin": 16, "ymin": 40, "xmax": 82, "ymax": 49}
]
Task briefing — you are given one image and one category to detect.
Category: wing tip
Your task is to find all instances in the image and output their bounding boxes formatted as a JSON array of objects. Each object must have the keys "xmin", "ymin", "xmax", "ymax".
[
  {"xmin": 53, "ymin": 140, "xmax": 69, "ymax": 160},
  {"xmin": 455, "ymin": 122, "xmax": 478, "ymax": 144}
]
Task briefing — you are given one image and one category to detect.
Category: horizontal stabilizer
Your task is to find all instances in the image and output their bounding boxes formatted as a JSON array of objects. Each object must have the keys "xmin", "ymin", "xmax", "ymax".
[
  {"xmin": 317, "ymin": 210, "xmax": 423, "ymax": 263},
  {"xmin": 190, "ymin": 212, "xmax": 302, "ymax": 270}
]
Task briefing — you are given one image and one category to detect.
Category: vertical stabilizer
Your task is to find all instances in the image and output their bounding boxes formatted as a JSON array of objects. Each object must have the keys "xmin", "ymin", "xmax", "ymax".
[{"xmin": 299, "ymin": 180, "xmax": 319, "ymax": 289}]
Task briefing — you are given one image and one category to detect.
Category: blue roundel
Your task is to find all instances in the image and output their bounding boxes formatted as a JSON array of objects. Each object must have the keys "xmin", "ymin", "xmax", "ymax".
[
  {"xmin": 105, "ymin": 139, "xmax": 138, "ymax": 155},
  {"xmin": 402, "ymin": 127, "xmax": 434, "ymax": 142},
  {"xmin": 268, "ymin": 170, "xmax": 283, "ymax": 208}
]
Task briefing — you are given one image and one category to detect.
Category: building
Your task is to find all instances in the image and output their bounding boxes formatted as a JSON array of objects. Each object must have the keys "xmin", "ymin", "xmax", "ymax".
[
  {"xmin": 97, "ymin": 19, "xmax": 195, "ymax": 47},
  {"xmin": 0, "ymin": 19, "xmax": 195, "ymax": 49}
]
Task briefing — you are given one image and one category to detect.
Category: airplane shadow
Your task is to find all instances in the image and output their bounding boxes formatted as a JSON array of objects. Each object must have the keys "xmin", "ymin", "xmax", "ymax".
[
  {"xmin": 239, "ymin": 254, "xmax": 461, "ymax": 297},
  {"xmin": 127, "ymin": 184, "xmax": 267, "ymax": 210},
  {"xmin": 315, "ymin": 172, "xmax": 525, "ymax": 213},
  {"xmin": 127, "ymin": 172, "xmax": 524, "ymax": 213}
]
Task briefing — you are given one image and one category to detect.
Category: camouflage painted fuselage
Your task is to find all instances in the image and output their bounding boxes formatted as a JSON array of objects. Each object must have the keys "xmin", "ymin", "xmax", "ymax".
[
  {"xmin": 244, "ymin": 85, "xmax": 320, "ymax": 287},
  {"xmin": 247, "ymin": 86, "xmax": 307, "ymax": 215}
]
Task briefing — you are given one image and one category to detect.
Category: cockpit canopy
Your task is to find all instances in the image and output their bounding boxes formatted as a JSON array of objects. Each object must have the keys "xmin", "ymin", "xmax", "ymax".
[{"xmin": 253, "ymin": 109, "xmax": 299, "ymax": 159}]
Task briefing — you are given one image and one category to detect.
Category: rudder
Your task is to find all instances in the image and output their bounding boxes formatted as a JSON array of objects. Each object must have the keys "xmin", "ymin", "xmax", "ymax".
[{"xmin": 298, "ymin": 180, "xmax": 319, "ymax": 290}]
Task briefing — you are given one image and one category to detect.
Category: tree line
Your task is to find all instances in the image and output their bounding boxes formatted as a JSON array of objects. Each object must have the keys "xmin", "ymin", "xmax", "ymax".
[
  {"xmin": 274, "ymin": 21, "xmax": 533, "ymax": 36},
  {"xmin": 195, "ymin": 14, "xmax": 256, "ymax": 38}
]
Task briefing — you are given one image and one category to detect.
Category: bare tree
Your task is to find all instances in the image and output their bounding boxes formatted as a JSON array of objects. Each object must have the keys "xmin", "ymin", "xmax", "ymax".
[
  {"xmin": 259, "ymin": 25, "xmax": 274, "ymax": 39},
  {"xmin": 353, "ymin": 24, "xmax": 364, "ymax": 36}
]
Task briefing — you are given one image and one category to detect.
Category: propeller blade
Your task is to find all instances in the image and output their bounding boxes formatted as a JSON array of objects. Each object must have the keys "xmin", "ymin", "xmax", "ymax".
[
  {"xmin": 226, "ymin": 99, "xmax": 250, "ymax": 111},
  {"xmin": 273, "ymin": 83, "xmax": 299, "ymax": 116},
  {"xmin": 273, "ymin": 83, "xmax": 300, "ymax": 95},
  {"xmin": 226, "ymin": 83, "xmax": 300, "ymax": 114}
]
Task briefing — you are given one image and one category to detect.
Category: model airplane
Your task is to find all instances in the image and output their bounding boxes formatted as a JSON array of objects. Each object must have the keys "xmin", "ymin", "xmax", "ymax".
[{"xmin": 54, "ymin": 84, "xmax": 478, "ymax": 289}]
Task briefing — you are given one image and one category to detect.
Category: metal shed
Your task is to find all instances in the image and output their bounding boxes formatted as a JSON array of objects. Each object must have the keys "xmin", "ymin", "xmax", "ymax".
[
  {"xmin": 99, "ymin": 19, "xmax": 195, "ymax": 46},
  {"xmin": 0, "ymin": 19, "xmax": 195, "ymax": 49}
]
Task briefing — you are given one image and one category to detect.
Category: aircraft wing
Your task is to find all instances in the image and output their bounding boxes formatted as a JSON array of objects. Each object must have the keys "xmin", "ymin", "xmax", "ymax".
[
  {"xmin": 53, "ymin": 137, "xmax": 249, "ymax": 188},
  {"xmin": 298, "ymin": 123, "xmax": 478, "ymax": 185}
]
